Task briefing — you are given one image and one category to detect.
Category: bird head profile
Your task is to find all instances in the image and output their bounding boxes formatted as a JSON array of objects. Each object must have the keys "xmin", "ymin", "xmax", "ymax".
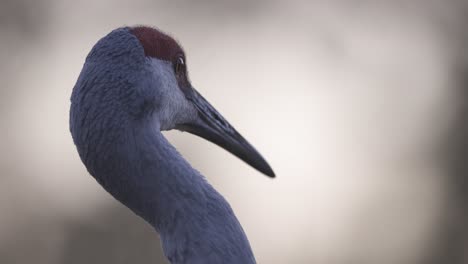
[{"xmin": 70, "ymin": 26, "xmax": 274, "ymax": 178}]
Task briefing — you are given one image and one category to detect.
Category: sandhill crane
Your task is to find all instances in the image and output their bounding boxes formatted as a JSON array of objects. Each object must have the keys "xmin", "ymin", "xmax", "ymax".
[{"xmin": 70, "ymin": 26, "xmax": 274, "ymax": 264}]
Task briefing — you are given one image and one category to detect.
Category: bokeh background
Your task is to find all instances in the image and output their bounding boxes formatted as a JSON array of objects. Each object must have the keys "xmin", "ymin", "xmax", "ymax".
[{"xmin": 1, "ymin": 0, "xmax": 468, "ymax": 263}]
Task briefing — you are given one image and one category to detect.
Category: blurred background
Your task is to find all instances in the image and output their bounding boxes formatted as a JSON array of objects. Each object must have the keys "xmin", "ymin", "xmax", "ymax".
[{"xmin": 1, "ymin": 0, "xmax": 468, "ymax": 263}]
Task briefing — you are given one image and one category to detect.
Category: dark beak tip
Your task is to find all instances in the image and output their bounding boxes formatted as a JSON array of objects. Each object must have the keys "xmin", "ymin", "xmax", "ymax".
[
  {"xmin": 258, "ymin": 163, "xmax": 276, "ymax": 178},
  {"xmin": 266, "ymin": 170, "xmax": 276, "ymax": 178}
]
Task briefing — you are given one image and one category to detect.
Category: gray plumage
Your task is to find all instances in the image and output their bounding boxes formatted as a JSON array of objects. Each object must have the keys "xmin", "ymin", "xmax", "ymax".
[{"xmin": 70, "ymin": 27, "xmax": 274, "ymax": 264}]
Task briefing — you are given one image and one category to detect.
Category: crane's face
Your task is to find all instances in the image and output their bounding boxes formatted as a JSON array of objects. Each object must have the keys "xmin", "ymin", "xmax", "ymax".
[
  {"xmin": 127, "ymin": 26, "xmax": 194, "ymax": 130},
  {"xmin": 130, "ymin": 26, "xmax": 274, "ymax": 177},
  {"xmin": 71, "ymin": 26, "xmax": 274, "ymax": 177}
]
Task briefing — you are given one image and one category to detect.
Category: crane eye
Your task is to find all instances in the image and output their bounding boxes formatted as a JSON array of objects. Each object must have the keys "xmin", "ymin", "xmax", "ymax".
[{"xmin": 174, "ymin": 57, "xmax": 185, "ymax": 75}]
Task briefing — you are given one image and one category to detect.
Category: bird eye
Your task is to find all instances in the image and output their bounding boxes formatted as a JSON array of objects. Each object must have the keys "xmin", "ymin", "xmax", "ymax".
[{"xmin": 174, "ymin": 57, "xmax": 185, "ymax": 75}]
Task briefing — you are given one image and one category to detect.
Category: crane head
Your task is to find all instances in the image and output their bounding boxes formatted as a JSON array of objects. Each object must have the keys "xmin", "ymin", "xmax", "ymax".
[{"xmin": 71, "ymin": 26, "xmax": 275, "ymax": 178}]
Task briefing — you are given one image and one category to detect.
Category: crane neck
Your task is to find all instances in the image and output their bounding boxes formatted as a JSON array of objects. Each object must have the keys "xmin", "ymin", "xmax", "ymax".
[
  {"xmin": 94, "ymin": 121, "xmax": 205, "ymax": 229},
  {"xmin": 87, "ymin": 120, "xmax": 256, "ymax": 263}
]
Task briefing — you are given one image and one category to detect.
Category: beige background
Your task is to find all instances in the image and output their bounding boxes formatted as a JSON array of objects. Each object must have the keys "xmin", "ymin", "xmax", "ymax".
[{"xmin": 1, "ymin": 0, "xmax": 467, "ymax": 263}]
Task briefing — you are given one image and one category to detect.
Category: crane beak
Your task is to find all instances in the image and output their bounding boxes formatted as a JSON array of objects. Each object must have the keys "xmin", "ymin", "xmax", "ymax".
[{"xmin": 176, "ymin": 89, "xmax": 275, "ymax": 178}]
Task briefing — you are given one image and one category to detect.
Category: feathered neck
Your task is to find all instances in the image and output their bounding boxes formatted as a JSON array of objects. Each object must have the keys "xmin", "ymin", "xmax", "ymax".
[{"xmin": 80, "ymin": 121, "xmax": 256, "ymax": 263}]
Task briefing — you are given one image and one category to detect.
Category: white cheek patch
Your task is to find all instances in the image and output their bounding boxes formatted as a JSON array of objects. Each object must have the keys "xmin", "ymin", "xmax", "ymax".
[{"xmin": 148, "ymin": 58, "xmax": 197, "ymax": 130}]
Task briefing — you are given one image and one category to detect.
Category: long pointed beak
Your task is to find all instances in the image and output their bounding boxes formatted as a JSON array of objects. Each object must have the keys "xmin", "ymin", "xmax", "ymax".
[{"xmin": 177, "ymin": 89, "xmax": 275, "ymax": 178}]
